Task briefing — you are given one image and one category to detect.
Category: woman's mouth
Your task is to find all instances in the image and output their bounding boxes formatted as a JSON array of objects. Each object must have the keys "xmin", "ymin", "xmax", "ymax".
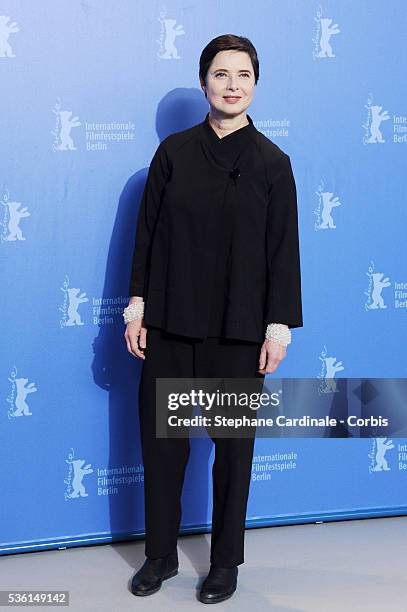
[{"xmin": 223, "ymin": 96, "xmax": 241, "ymax": 104}]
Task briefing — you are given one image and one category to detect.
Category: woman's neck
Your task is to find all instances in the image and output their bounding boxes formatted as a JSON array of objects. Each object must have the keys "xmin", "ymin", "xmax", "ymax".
[{"xmin": 208, "ymin": 111, "xmax": 249, "ymax": 139}]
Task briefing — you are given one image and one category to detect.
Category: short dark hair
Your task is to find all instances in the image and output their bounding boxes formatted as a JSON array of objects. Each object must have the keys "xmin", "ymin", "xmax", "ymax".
[{"xmin": 199, "ymin": 34, "xmax": 259, "ymax": 87}]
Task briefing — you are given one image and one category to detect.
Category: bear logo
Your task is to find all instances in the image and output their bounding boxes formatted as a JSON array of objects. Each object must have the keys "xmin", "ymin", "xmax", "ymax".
[
  {"xmin": 12, "ymin": 377, "xmax": 37, "ymax": 417},
  {"xmin": 2, "ymin": 199, "xmax": 30, "ymax": 240},
  {"xmin": 371, "ymin": 438, "xmax": 394, "ymax": 471},
  {"xmin": 66, "ymin": 287, "xmax": 89, "ymax": 326},
  {"xmin": 320, "ymin": 191, "xmax": 341, "ymax": 229},
  {"xmin": 366, "ymin": 105, "xmax": 390, "ymax": 144},
  {"xmin": 317, "ymin": 18, "xmax": 340, "ymax": 58},
  {"xmin": 0, "ymin": 16, "xmax": 19, "ymax": 58},
  {"xmin": 368, "ymin": 272, "xmax": 391, "ymax": 309},
  {"xmin": 319, "ymin": 356, "xmax": 344, "ymax": 394},
  {"xmin": 68, "ymin": 459, "xmax": 94, "ymax": 498},
  {"xmin": 158, "ymin": 17, "xmax": 185, "ymax": 59},
  {"xmin": 56, "ymin": 110, "xmax": 81, "ymax": 151}
]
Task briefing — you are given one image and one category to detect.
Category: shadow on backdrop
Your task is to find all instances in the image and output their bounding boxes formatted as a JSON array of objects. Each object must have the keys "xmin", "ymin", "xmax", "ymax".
[{"xmin": 91, "ymin": 88, "xmax": 216, "ymax": 573}]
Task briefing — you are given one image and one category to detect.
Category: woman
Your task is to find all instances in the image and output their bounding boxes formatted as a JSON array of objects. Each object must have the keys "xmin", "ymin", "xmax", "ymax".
[{"xmin": 124, "ymin": 34, "xmax": 303, "ymax": 604}]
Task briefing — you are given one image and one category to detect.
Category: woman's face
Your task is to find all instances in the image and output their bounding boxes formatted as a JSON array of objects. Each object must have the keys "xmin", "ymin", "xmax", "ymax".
[{"xmin": 202, "ymin": 50, "xmax": 256, "ymax": 117}]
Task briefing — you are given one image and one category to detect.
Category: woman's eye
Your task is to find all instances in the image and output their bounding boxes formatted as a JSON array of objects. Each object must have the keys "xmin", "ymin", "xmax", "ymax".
[{"xmin": 215, "ymin": 72, "xmax": 250, "ymax": 78}]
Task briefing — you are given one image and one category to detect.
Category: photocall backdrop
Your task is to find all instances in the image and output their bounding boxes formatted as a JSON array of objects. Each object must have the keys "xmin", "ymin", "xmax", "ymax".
[{"xmin": 1, "ymin": 1, "xmax": 406, "ymax": 555}]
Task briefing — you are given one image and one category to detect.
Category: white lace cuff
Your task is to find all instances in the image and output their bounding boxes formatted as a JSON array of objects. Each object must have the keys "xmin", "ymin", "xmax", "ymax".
[{"xmin": 265, "ymin": 323, "xmax": 291, "ymax": 347}]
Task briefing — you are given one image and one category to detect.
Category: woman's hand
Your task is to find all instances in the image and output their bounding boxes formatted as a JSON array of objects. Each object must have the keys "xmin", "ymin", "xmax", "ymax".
[
  {"xmin": 258, "ymin": 339, "xmax": 286, "ymax": 374},
  {"xmin": 124, "ymin": 318, "xmax": 148, "ymax": 359}
]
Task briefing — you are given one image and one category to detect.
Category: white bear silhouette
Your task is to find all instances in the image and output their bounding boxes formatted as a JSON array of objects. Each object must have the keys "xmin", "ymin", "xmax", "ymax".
[
  {"xmin": 65, "ymin": 287, "xmax": 88, "ymax": 326},
  {"xmin": 159, "ymin": 18, "xmax": 185, "ymax": 59},
  {"xmin": 366, "ymin": 105, "xmax": 390, "ymax": 143},
  {"xmin": 320, "ymin": 191, "xmax": 341, "ymax": 229},
  {"xmin": 2, "ymin": 200, "xmax": 30, "ymax": 240},
  {"xmin": 57, "ymin": 110, "xmax": 81, "ymax": 151},
  {"xmin": 0, "ymin": 16, "xmax": 19, "ymax": 58},
  {"xmin": 368, "ymin": 272, "xmax": 390, "ymax": 309},
  {"xmin": 317, "ymin": 18, "xmax": 340, "ymax": 58},
  {"xmin": 69, "ymin": 459, "xmax": 93, "ymax": 498},
  {"xmin": 372, "ymin": 438, "xmax": 394, "ymax": 471},
  {"xmin": 321, "ymin": 357, "xmax": 344, "ymax": 393},
  {"xmin": 12, "ymin": 377, "xmax": 37, "ymax": 417}
]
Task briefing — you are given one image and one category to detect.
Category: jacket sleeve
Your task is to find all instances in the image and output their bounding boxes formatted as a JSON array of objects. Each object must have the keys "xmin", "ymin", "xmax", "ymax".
[
  {"xmin": 128, "ymin": 140, "xmax": 171, "ymax": 297},
  {"xmin": 264, "ymin": 153, "xmax": 303, "ymax": 329}
]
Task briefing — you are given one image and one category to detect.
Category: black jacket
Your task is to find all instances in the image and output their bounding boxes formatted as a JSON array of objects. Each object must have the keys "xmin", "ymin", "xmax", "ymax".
[{"xmin": 129, "ymin": 112, "xmax": 303, "ymax": 343}]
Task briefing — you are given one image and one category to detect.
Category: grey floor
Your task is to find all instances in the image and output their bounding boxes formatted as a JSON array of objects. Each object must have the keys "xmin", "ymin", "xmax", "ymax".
[{"xmin": 1, "ymin": 517, "xmax": 405, "ymax": 611}]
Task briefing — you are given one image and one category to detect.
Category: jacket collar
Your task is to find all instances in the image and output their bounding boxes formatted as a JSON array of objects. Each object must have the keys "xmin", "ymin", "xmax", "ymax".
[
  {"xmin": 201, "ymin": 111, "xmax": 257, "ymax": 146},
  {"xmin": 200, "ymin": 113, "xmax": 258, "ymax": 172}
]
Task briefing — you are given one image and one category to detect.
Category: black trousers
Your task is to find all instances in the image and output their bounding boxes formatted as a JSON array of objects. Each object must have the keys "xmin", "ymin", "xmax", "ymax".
[{"xmin": 138, "ymin": 325, "xmax": 263, "ymax": 567}]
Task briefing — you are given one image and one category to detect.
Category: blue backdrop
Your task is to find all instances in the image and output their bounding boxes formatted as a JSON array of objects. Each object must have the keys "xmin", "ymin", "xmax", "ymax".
[{"xmin": 1, "ymin": 1, "xmax": 406, "ymax": 555}]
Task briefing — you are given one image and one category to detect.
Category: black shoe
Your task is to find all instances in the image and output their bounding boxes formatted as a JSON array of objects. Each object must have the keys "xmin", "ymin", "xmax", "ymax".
[
  {"xmin": 198, "ymin": 564, "xmax": 238, "ymax": 604},
  {"xmin": 130, "ymin": 549, "xmax": 178, "ymax": 596}
]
